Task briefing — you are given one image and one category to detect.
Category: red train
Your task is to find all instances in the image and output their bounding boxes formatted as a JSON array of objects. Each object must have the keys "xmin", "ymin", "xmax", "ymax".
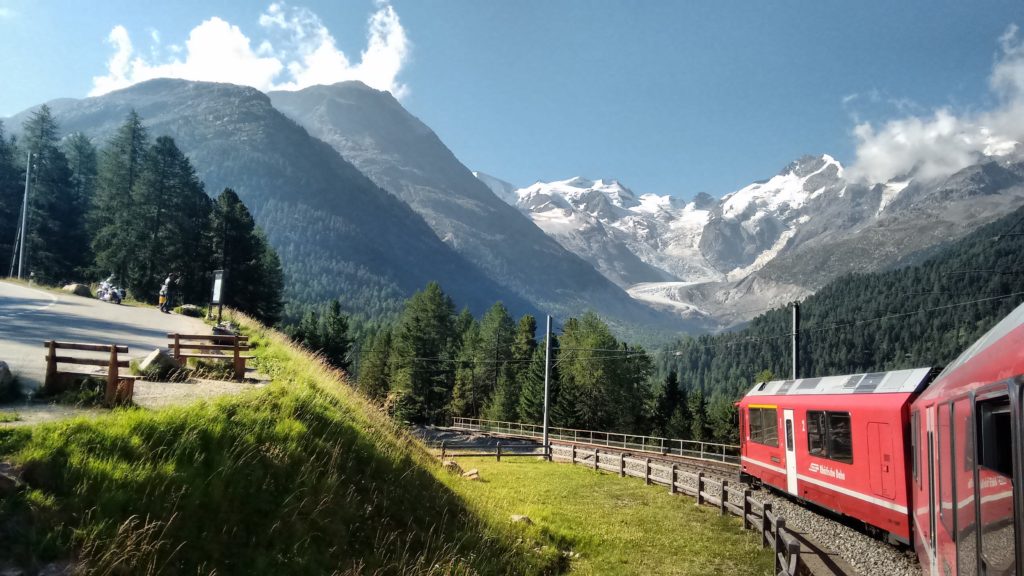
[{"xmin": 739, "ymin": 301, "xmax": 1024, "ymax": 575}]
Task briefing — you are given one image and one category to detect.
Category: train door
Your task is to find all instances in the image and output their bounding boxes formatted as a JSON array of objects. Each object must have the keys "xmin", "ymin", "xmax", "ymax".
[
  {"xmin": 867, "ymin": 422, "xmax": 895, "ymax": 499},
  {"xmin": 784, "ymin": 409, "xmax": 798, "ymax": 495},
  {"xmin": 927, "ymin": 407, "xmax": 938, "ymax": 574},
  {"xmin": 973, "ymin": 386, "xmax": 1017, "ymax": 576}
]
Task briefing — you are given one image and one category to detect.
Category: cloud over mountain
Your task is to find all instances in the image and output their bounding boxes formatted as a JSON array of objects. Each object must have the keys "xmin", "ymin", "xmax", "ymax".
[
  {"xmin": 90, "ymin": 2, "xmax": 409, "ymax": 98},
  {"xmin": 849, "ymin": 24, "xmax": 1024, "ymax": 184}
]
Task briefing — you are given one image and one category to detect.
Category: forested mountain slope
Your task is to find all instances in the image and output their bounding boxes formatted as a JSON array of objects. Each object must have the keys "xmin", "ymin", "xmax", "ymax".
[
  {"xmin": 659, "ymin": 205, "xmax": 1024, "ymax": 398},
  {"xmin": 6, "ymin": 79, "xmax": 530, "ymax": 319}
]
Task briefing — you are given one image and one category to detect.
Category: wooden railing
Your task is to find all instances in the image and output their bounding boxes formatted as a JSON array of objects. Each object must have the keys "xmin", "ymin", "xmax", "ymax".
[
  {"xmin": 550, "ymin": 444, "xmax": 802, "ymax": 576},
  {"xmin": 167, "ymin": 333, "xmax": 252, "ymax": 380},
  {"xmin": 451, "ymin": 417, "xmax": 740, "ymax": 464},
  {"xmin": 43, "ymin": 340, "xmax": 138, "ymax": 406}
]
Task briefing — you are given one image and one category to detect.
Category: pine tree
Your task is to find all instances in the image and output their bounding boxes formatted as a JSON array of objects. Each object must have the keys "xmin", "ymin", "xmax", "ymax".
[
  {"xmin": 357, "ymin": 328, "xmax": 392, "ymax": 402},
  {"xmin": 652, "ymin": 370, "xmax": 681, "ymax": 437},
  {"xmin": 688, "ymin": 388, "xmax": 709, "ymax": 441},
  {"xmin": 476, "ymin": 302, "xmax": 515, "ymax": 406},
  {"xmin": 451, "ymin": 319, "xmax": 482, "ymax": 417},
  {"xmin": 20, "ymin": 105, "xmax": 85, "ymax": 283},
  {"xmin": 484, "ymin": 364, "xmax": 519, "ymax": 422},
  {"xmin": 93, "ymin": 110, "xmax": 148, "ymax": 285},
  {"xmin": 517, "ymin": 335, "xmax": 559, "ymax": 424},
  {"xmin": 0, "ymin": 122, "xmax": 23, "ymax": 273},
  {"xmin": 61, "ymin": 132, "xmax": 97, "ymax": 276},
  {"xmin": 390, "ymin": 282, "xmax": 456, "ymax": 423},
  {"xmin": 211, "ymin": 188, "xmax": 284, "ymax": 324}
]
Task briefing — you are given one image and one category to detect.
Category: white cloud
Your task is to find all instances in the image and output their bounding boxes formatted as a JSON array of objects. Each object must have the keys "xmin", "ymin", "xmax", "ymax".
[
  {"xmin": 0, "ymin": 7, "xmax": 14, "ymax": 19},
  {"xmin": 849, "ymin": 24, "xmax": 1024, "ymax": 184},
  {"xmin": 89, "ymin": 2, "xmax": 410, "ymax": 98}
]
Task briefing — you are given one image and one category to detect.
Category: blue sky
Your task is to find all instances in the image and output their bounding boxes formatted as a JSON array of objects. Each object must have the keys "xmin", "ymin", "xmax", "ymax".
[{"xmin": 0, "ymin": 1, "xmax": 1021, "ymax": 198}]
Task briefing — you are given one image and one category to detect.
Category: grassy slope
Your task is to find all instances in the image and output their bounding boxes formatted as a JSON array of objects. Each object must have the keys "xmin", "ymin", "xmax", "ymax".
[
  {"xmin": 0, "ymin": 314, "xmax": 558, "ymax": 575},
  {"xmin": 0, "ymin": 312, "xmax": 771, "ymax": 575},
  {"xmin": 441, "ymin": 458, "xmax": 773, "ymax": 576}
]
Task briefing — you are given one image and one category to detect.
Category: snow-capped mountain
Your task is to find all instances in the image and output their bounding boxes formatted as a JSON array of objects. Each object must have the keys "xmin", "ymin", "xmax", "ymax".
[
  {"xmin": 480, "ymin": 151, "xmax": 1024, "ymax": 327},
  {"xmin": 511, "ymin": 176, "xmax": 720, "ymax": 287}
]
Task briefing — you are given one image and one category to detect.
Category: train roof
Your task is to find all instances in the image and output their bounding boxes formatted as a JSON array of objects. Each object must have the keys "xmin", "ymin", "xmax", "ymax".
[
  {"xmin": 917, "ymin": 298, "xmax": 1024, "ymax": 402},
  {"xmin": 743, "ymin": 367, "xmax": 934, "ymax": 398}
]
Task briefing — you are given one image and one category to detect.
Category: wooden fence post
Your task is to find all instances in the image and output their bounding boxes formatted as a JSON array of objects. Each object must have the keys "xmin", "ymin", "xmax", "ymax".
[
  {"xmin": 619, "ymin": 453, "xmax": 625, "ymax": 477},
  {"xmin": 172, "ymin": 334, "xmax": 181, "ymax": 361},
  {"xmin": 645, "ymin": 458, "xmax": 652, "ymax": 485},
  {"xmin": 696, "ymin": 472, "xmax": 705, "ymax": 505},
  {"xmin": 670, "ymin": 464, "xmax": 677, "ymax": 494},
  {"xmin": 44, "ymin": 340, "xmax": 57, "ymax": 389},
  {"xmin": 593, "ymin": 448, "xmax": 599, "ymax": 470},
  {"xmin": 571, "ymin": 445, "xmax": 576, "ymax": 464},
  {"xmin": 774, "ymin": 517, "xmax": 786, "ymax": 575},
  {"xmin": 232, "ymin": 335, "xmax": 244, "ymax": 380},
  {"xmin": 742, "ymin": 488, "xmax": 752, "ymax": 530},
  {"xmin": 761, "ymin": 502, "xmax": 772, "ymax": 548},
  {"xmin": 440, "ymin": 441, "xmax": 446, "ymax": 460},
  {"xmin": 719, "ymin": 480, "xmax": 728, "ymax": 515},
  {"xmin": 105, "ymin": 345, "xmax": 118, "ymax": 406},
  {"xmin": 496, "ymin": 441, "xmax": 502, "ymax": 462}
]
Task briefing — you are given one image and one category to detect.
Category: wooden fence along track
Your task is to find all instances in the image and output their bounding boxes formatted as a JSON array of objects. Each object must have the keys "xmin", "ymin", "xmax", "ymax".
[{"xmin": 550, "ymin": 444, "xmax": 803, "ymax": 576}]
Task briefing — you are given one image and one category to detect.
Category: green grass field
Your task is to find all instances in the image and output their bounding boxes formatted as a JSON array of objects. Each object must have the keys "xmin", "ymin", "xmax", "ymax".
[{"xmin": 441, "ymin": 457, "xmax": 773, "ymax": 576}]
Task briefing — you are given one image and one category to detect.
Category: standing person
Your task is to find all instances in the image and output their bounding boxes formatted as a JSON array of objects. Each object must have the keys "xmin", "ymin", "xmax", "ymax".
[{"xmin": 159, "ymin": 273, "xmax": 174, "ymax": 313}]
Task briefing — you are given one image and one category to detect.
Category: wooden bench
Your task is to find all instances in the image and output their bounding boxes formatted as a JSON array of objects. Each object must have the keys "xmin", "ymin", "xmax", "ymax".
[
  {"xmin": 167, "ymin": 333, "xmax": 253, "ymax": 380},
  {"xmin": 43, "ymin": 340, "xmax": 138, "ymax": 406}
]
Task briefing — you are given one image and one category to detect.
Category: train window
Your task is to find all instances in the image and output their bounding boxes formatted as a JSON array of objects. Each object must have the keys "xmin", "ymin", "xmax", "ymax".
[
  {"xmin": 807, "ymin": 411, "xmax": 826, "ymax": 456},
  {"xmin": 807, "ymin": 411, "xmax": 853, "ymax": 464},
  {"xmin": 749, "ymin": 407, "xmax": 778, "ymax": 447},
  {"xmin": 937, "ymin": 403, "xmax": 954, "ymax": 536},
  {"xmin": 954, "ymin": 398, "xmax": 976, "ymax": 576},
  {"xmin": 975, "ymin": 394, "xmax": 1015, "ymax": 576},
  {"xmin": 828, "ymin": 412, "xmax": 853, "ymax": 464}
]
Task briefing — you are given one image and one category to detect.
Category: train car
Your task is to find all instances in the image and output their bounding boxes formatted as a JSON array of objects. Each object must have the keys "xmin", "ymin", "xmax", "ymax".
[
  {"xmin": 911, "ymin": 300, "xmax": 1024, "ymax": 576},
  {"xmin": 739, "ymin": 367, "xmax": 935, "ymax": 544}
]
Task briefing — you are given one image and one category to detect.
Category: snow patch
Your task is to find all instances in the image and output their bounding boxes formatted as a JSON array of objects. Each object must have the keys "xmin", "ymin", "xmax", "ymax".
[{"xmin": 877, "ymin": 180, "xmax": 909, "ymax": 214}]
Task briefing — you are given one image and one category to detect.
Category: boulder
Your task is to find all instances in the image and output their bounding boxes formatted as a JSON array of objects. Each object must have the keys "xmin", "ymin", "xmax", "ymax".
[
  {"xmin": 441, "ymin": 460, "xmax": 464, "ymax": 475},
  {"xmin": 0, "ymin": 462, "xmax": 23, "ymax": 498},
  {"xmin": 510, "ymin": 515, "xmax": 532, "ymax": 525},
  {"xmin": 461, "ymin": 468, "xmax": 480, "ymax": 481},
  {"xmin": 0, "ymin": 361, "xmax": 13, "ymax": 398},
  {"xmin": 177, "ymin": 304, "xmax": 204, "ymax": 318},
  {"xmin": 62, "ymin": 283, "xmax": 91, "ymax": 297},
  {"xmin": 138, "ymin": 349, "xmax": 182, "ymax": 380}
]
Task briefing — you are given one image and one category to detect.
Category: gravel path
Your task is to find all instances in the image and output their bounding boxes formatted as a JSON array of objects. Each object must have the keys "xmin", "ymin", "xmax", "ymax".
[
  {"xmin": 0, "ymin": 378, "xmax": 268, "ymax": 428},
  {"xmin": 751, "ymin": 488, "xmax": 920, "ymax": 576}
]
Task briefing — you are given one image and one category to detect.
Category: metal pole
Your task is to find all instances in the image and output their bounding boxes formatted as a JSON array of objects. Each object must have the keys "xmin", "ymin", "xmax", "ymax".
[
  {"xmin": 17, "ymin": 151, "xmax": 31, "ymax": 279},
  {"xmin": 542, "ymin": 315, "xmax": 552, "ymax": 460},
  {"xmin": 791, "ymin": 301, "xmax": 800, "ymax": 380}
]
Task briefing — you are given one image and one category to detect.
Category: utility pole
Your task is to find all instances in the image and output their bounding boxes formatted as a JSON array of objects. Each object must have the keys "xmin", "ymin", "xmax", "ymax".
[
  {"xmin": 542, "ymin": 315, "xmax": 552, "ymax": 460},
  {"xmin": 791, "ymin": 301, "xmax": 800, "ymax": 380},
  {"xmin": 17, "ymin": 151, "xmax": 31, "ymax": 279}
]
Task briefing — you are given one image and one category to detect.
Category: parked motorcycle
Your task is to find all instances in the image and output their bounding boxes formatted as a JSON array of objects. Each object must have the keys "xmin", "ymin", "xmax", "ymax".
[{"xmin": 97, "ymin": 276, "xmax": 125, "ymax": 305}]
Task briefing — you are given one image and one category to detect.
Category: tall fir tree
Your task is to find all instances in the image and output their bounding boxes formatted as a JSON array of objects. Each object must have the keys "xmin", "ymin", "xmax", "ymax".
[
  {"xmin": 92, "ymin": 110, "xmax": 148, "ymax": 285},
  {"xmin": 211, "ymin": 188, "xmax": 284, "ymax": 324},
  {"xmin": 688, "ymin": 388, "xmax": 709, "ymax": 441},
  {"xmin": 390, "ymin": 282, "xmax": 456, "ymax": 423},
  {"xmin": 476, "ymin": 302, "xmax": 515, "ymax": 407},
  {"xmin": 517, "ymin": 334, "xmax": 559, "ymax": 424},
  {"xmin": 450, "ymin": 319, "xmax": 483, "ymax": 417},
  {"xmin": 357, "ymin": 328, "xmax": 392, "ymax": 402},
  {"xmin": 61, "ymin": 132, "xmax": 98, "ymax": 277},
  {"xmin": 20, "ymin": 105, "xmax": 86, "ymax": 283},
  {"xmin": 0, "ymin": 122, "xmax": 23, "ymax": 273}
]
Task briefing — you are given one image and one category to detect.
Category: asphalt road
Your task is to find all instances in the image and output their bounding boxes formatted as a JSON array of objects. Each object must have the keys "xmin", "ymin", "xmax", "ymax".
[{"xmin": 0, "ymin": 281, "xmax": 209, "ymax": 393}]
